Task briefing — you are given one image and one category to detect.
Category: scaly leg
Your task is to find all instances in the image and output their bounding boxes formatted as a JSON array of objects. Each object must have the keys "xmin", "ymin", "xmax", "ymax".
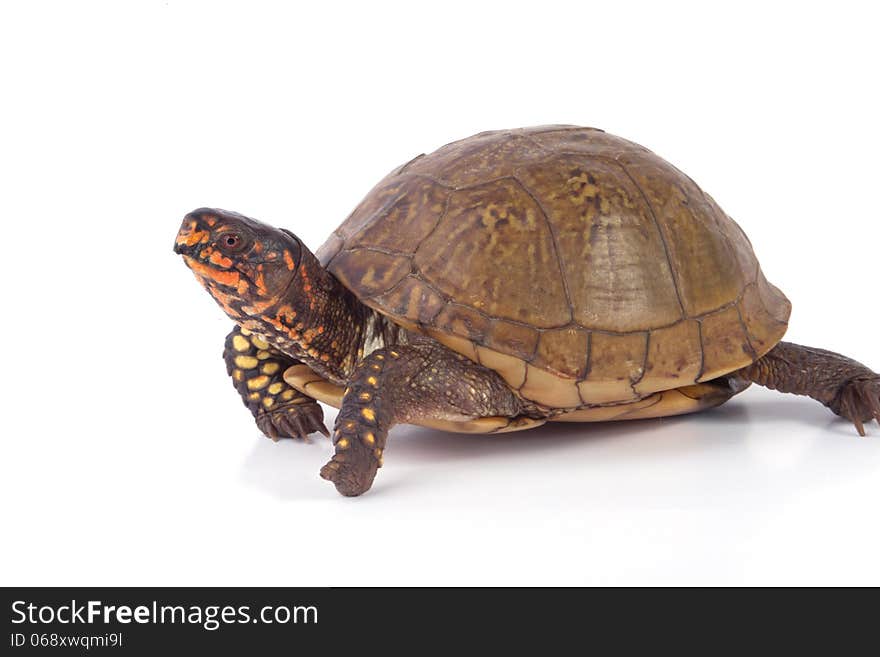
[
  {"xmin": 321, "ymin": 338, "xmax": 523, "ymax": 496},
  {"xmin": 224, "ymin": 325, "xmax": 329, "ymax": 441},
  {"xmin": 739, "ymin": 341, "xmax": 880, "ymax": 435}
]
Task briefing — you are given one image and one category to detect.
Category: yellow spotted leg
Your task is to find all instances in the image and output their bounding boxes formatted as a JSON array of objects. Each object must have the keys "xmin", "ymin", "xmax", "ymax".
[
  {"xmin": 321, "ymin": 338, "xmax": 526, "ymax": 496},
  {"xmin": 223, "ymin": 325, "xmax": 330, "ymax": 441}
]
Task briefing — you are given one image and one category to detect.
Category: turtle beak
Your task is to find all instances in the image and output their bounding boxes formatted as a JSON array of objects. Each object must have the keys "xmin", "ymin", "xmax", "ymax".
[{"xmin": 174, "ymin": 210, "xmax": 214, "ymax": 255}]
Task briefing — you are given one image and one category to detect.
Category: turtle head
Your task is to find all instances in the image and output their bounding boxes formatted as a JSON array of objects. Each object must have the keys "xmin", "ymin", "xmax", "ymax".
[{"xmin": 173, "ymin": 208, "xmax": 304, "ymax": 320}]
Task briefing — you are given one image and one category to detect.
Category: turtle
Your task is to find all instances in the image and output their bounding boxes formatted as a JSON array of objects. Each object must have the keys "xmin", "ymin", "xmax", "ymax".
[{"xmin": 174, "ymin": 125, "xmax": 880, "ymax": 496}]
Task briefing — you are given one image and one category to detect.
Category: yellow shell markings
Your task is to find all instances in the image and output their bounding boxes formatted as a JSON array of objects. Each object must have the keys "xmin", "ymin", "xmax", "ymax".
[{"xmin": 323, "ymin": 126, "xmax": 790, "ymax": 410}]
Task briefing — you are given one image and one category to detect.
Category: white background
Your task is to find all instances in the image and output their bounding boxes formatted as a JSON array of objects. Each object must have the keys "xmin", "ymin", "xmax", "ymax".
[{"xmin": 1, "ymin": 0, "xmax": 878, "ymax": 586}]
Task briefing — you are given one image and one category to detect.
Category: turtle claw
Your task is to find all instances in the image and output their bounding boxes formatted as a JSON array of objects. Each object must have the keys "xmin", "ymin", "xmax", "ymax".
[
  {"xmin": 255, "ymin": 402, "xmax": 329, "ymax": 442},
  {"xmin": 832, "ymin": 375, "xmax": 880, "ymax": 437},
  {"xmin": 261, "ymin": 416, "xmax": 280, "ymax": 442},
  {"xmin": 853, "ymin": 415, "xmax": 866, "ymax": 438}
]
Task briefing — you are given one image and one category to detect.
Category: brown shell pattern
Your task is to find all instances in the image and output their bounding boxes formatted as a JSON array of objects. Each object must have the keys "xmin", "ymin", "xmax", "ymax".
[{"xmin": 317, "ymin": 126, "xmax": 791, "ymax": 408}]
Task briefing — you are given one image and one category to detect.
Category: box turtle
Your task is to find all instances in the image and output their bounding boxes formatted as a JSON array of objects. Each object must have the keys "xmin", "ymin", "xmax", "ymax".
[{"xmin": 174, "ymin": 125, "xmax": 880, "ymax": 496}]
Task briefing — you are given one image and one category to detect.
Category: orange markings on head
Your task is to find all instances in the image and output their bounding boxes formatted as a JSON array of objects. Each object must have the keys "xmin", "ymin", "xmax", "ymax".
[
  {"xmin": 205, "ymin": 217, "xmax": 217, "ymax": 227},
  {"xmin": 283, "ymin": 249, "xmax": 295, "ymax": 271},
  {"xmin": 178, "ymin": 229, "xmax": 210, "ymax": 247},
  {"xmin": 209, "ymin": 250, "xmax": 234, "ymax": 268},
  {"xmin": 254, "ymin": 270, "xmax": 267, "ymax": 295},
  {"xmin": 184, "ymin": 256, "xmax": 240, "ymax": 287},
  {"xmin": 253, "ymin": 241, "xmax": 264, "ymax": 254},
  {"xmin": 175, "ymin": 220, "xmax": 197, "ymax": 244},
  {"xmin": 236, "ymin": 278, "xmax": 250, "ymax": 295},
  {"xmin": 207, "ymin": 268, "xmax": 239, "ymax": 287},
  {"xmin": 242, "ymin": 298, "xmax": 274, "ymax": 314}
]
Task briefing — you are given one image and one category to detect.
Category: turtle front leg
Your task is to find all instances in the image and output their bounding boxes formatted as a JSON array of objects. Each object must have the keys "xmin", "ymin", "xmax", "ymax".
[
  {"xmin": 739, "ymin": 341, "xmax": 880, "ymax": 435},
  {"xmin": 321, "ymin": 338, "xmax": 523, "ymax": 496},
  {"xmin": 224, "ymin": 325, "xmax": 330, "ymax": 441}
]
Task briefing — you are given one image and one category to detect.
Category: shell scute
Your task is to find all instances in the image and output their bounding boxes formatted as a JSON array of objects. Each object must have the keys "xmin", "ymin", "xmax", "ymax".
[{"xmin": 412, "ymin": 177, "xmax": 570, "ymax": 328}]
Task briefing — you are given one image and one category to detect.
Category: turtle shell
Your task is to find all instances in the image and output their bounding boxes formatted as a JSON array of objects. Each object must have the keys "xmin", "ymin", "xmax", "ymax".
[{"xmin": 316, "ymin": 126, "xmax": 791, "ymax": 409}]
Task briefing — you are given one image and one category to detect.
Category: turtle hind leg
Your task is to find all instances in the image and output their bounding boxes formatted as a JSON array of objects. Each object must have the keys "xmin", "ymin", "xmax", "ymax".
[
  {"xmin": 224, "ymin": 325, "xmax": 329, "ymax": 441},
  {"xmin": 321, "ymin": 338, "xmax": 524, "ymax": 497},
  {"xmin": 738, "ymin": 341, "xmax": 880, "ymax": 436}
]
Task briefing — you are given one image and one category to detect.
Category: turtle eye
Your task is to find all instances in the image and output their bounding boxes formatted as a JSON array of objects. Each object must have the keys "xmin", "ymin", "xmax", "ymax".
[{"xmin": 218, "ymin": 232, "xmax": 246, "ymax": 252}]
